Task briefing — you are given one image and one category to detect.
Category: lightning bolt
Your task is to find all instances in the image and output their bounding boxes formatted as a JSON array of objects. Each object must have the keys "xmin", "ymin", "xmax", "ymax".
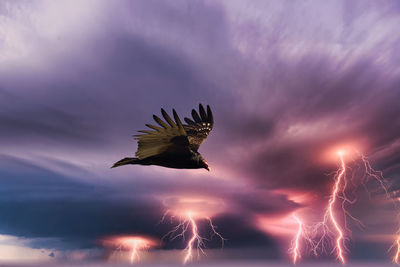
[
  {"xmin": 183, "ymin": 212, "xmax": 202, "ymax": 264},
  {"xmin": 128, "ymin": 239, "xmax": 141, "ymax": 264},
  {"xmin": 291, "ymin": 214, "xmax": 303, "ymax": 264},
  {"xmin": 290, "ymin": 149, "xmax": 392, "ymax": 264},
  {"xmin": 162, "ymin": 210, "xmax": 225, "ymax": 264},
  {"xmin": 392, "ymin": 235, "xmax": 400, "ymax": 264},
  {"xmin": 297, "ymin": 151, "xmax": 348, "ymax": 263},
  {"xmin": 103, "ymin": 236, "xmax": 156, "ymax": 264},
  {"xmin": 121, "ymin": 238, "xmax": 152, "ymax": 264},
  {"xmin": 389, "ymin": 220, "xmax": 400, "ymax": 264},
  {"xmin": 290, "ymin": 213, "xmax": 318, "ymax": 263},
  {"xmin": 325, "ymin": 151, "xmax": 346, "ymax": 263},
  {"xmin": 359, "ymin": 153, "xmax": 400, "ymax": 264}
]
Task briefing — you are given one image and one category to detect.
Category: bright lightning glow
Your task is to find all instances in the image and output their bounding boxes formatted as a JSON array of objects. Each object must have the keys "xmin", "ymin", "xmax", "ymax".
[
  {"xmin": 100, "ymin": 235, "xmax": 158, "ymax": 264},
  {"xmin": 127, "ymin": 238, "xmax": 148, "ymax": 264},
  {"xmin": 291, "ymin": 214, "xmax": 303, "ymax": 264},
  {"xmin": 393, "ymin": 235, "xmax": 400, "ymax": 264},
  {"xmin": 289, "ymin": 213, "xmax": 317, "ymax": 264},
  {"xmin": 358, "ymin": 153, "xmax": 400, "ymax": 264},
  {"xmin": 300, "ymin": 151, "xmax": 348, "ymax": 264},
  {"xmin": 183, "ymin": 212, "xmax": 201, "ymax": 264},
  {"xmin": 162, "ymin": 210, "xmax": 225, "ymax": 264},
  {"xmin": 326, "ymin": 152, "xmax": 346, "ymax": 263},
  {"xmin": 359, "ymin": 153, "xmax": 391, "ymax": 200},
  {"xmin": 289, "ymin": 148, "xmax": 392, "ymax": 264}
]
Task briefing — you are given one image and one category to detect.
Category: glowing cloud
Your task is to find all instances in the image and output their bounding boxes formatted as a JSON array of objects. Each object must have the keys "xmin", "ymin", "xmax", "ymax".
[
  {"xmin": 100, "ymin": 235, "xmax": 159, "ymax": 264},
  {"xmin": 288, "ymin": 148, "xmax": 392, "ymax": 264},
  {"xmin": 161, "ymin": 197, "xmax": 225, "ymax": 264}
]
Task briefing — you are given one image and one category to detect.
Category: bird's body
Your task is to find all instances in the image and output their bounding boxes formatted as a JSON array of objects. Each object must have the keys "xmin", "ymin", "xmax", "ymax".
[
  {"xmin": 115, "ymin": 151, "xmax": 204, "ymax": 169},
  {"xmin": 112, "ymin": 104, "xmax": 213, "ymax": 171}
]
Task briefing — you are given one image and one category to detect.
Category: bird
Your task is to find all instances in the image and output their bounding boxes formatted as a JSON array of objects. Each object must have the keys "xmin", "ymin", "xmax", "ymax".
[{"xmin": 112, "ymin": 104, "xmax": 213, "ymax": 171}]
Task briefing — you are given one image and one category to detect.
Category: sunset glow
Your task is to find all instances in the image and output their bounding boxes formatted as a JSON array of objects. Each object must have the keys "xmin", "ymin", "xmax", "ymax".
[{"xmin": 100, "ymin": 236, "xmax": 159, "ymax": 264}]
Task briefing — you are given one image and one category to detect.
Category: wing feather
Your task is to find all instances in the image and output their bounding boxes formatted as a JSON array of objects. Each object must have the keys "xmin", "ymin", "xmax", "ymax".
[
  {"xmin": 207, "ymin": 105, "xmax": 213, "ymax": 125},
  {"xmin": 184, "ymin": 118, "xmax": 196, "ymax": 125},
  {"xmin": 135, "ymin": 110, "xmax": 189, "ymax": 159},
  {"xmin": 145, "ymin": 124, "xmax": 163, "ymax": 131},
  {"xmin": 173, "ymin": 109, "xmax": 184, "ymax": 129},
  {"xmin": 153, "ymin": 115, "xmax": 169, "ymax": 129},
  {"xmin": 161, "ymin": 108, "xmax": 176, "ymax": 127},
  {"xmin": 191, "ymin": 109, "xmax": 202, "ymax": 123},
  {"xmin": 137, "ymin": 130, "xmax": 153, "ymax": 134},
  {"xmin": 199, "ymin": 104, "xmax": 207, "ymax": 121},
  {"xmin": 183, "ymin": 104, "xmax": 214, "ymax": 151}
]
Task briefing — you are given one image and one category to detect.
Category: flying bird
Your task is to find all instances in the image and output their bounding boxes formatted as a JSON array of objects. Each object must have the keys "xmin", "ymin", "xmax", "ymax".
[{"xmin": 112, "ymin": 104, "xmax": 213, "ymax": 171}]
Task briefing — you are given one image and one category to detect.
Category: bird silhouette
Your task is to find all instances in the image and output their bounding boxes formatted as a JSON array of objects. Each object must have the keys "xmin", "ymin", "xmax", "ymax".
[{"xmin": 112, "ymin": 104, "xmax": 213, "ymax": 171}]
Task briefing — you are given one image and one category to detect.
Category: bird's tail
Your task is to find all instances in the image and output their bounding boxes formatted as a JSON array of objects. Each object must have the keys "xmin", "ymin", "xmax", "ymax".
[{"xmin": 111, "ymin": 157, "xmax": 140, "ymax": 168}]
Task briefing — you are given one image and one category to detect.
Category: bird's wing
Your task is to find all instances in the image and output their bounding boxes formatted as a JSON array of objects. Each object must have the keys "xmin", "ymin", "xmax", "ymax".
[
  {"xmin": 183, "ymin": 104, "xmax": 214, "ymax": 151},
  {"xmin": 135, "ymin": 109, "xmax": 190, "ymax": 159}
]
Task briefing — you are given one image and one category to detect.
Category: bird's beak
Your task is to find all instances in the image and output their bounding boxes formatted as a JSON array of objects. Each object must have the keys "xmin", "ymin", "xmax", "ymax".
[{"xmin": 204, "ymin": 162, "xmax": 210, "ymax": 171}]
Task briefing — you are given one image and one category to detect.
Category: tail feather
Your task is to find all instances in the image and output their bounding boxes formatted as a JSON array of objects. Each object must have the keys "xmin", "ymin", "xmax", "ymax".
[{"xmin": 111, "ymin": 157, "xmax": 139, "ymax": 168}]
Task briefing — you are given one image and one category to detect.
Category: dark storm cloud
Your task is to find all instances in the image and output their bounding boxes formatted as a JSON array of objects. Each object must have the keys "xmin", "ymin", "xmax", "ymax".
[
  {"xmin": 205, "ymin": 214, "xmax": 279, "ymax": 249},
  {"xmin": 224, "ymin": 190, "xmax": 300, "ymax": 215},
  {"xmin": 0, "ymin": 198, "xmax": 165, "ymax": 247},
  {"xmin": 0, "ymin": 155, "xmax": 166, "ymax": 249},
  {"xmin": 0, "ymin": 105, "xmax": 100, "ymax": 146},
  {"xmin": 239, "ymin": 58, "xmax": 400, "ymax": 192},
  {"xmin": 0, "ymin": 154, "xmax": 286, "ymax": 251},
  {"xmin": 0, "ymin": 155, "xmax": 92, "ymax": 198},
  {"xmin": 0, "ymin": 1, "xmax": 239, "ymax": 157}
]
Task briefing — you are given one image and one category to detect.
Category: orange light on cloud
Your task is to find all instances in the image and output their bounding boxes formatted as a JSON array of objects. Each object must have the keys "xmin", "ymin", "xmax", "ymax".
[
  {"xmin": 162, "ymin": 195, "xmax": 226, "ymax": 219},
  {"xmin": 161, "ymin": 196, "xmax": 225, "ymax": 264},
  {"xmin": 285, "ymin": 146, "xmax": 393, "ymax": 264},
  {"xmin": 319, "ymin": 141, "xmax": 365, "ymax": 164},
  {"xmin": 100, "ymin": 235, "xmax": 159, "ymax": 264},
  {"xmin": 273, "ymin": 189, "xmax": 315, "ymax": 206},
  {"xmin": 256, "ymin": 214, "xmax": 301, "ymax": 238}
]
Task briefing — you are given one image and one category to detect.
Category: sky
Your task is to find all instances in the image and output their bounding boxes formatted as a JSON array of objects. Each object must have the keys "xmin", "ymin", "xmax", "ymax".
[{"xmin": 1, "ymin": 0, "xmax": 400, "ymax": 265}]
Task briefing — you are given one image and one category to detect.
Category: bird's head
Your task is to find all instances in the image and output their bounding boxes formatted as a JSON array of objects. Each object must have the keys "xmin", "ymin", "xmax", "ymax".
[{"xmin": 193, "ymin": 152, "xmax": 210, "ymax": 171}]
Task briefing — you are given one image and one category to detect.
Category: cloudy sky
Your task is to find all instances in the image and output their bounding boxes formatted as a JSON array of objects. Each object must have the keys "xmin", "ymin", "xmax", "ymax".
[{"xmin": 1, "ymin": 0, "xmax": 400, "ymax": 264}]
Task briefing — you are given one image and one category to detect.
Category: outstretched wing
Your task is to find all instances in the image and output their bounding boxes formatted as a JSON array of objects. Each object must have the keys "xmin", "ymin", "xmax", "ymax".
[
  {"xmin": 135, "ymin": 109, "xmax": 190, "ymax": 159},
  {"xmin": 183, "ymin": 104, "xmax": 214, "ymax": 151}
]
